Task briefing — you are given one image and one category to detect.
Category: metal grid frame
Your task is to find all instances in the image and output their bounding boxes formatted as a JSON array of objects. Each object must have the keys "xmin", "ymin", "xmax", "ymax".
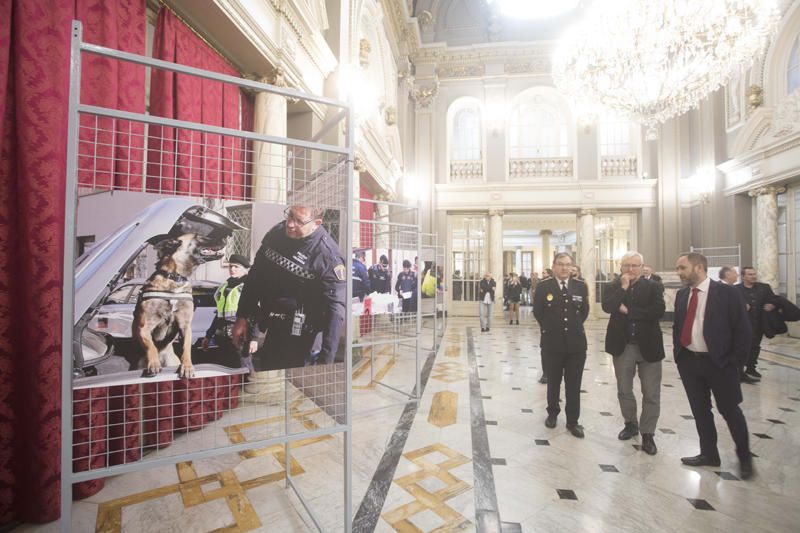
[
  {"xmin": 352, "ymin": 198, "xmax": 423, "ymax": 411},
  {"xmin": 61, "ymin": 21, "xmax": 354, "ymax": 532},
  {"xmin": 689, "ymin": 244, "xmax": 742, "ymax": 267}
]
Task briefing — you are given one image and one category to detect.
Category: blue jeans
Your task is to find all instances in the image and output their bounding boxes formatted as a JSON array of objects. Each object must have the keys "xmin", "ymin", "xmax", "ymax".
[{"xmin": 479, "ymin": 301, "xmax": 493, "ymax": 329}]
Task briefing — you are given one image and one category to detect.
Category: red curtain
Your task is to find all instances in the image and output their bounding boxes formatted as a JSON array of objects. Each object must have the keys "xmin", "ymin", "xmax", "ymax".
[
  {"xmin": 0, "ymin": 0, "xmax": 145, "ymax": 525},
  {"xmin": 359, "ymin": 185, "xmax": 375, "ymax": 251},
  {"xmin": 146, "ymin": 7, "xmax": 249, "ymax": 200}
]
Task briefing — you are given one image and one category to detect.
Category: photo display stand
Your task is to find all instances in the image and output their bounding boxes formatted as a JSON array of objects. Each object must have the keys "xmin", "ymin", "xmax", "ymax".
[
  {"xmin": 420, "ymin": 232, "xmax": 447, "ymax": 357},
  {"xmin": 351, "ymin": 198, "xmax": 423, "ymax": 413},
  {"xmin": 61, "ymin": 21, "xmax": 354, "ymax": 532}
]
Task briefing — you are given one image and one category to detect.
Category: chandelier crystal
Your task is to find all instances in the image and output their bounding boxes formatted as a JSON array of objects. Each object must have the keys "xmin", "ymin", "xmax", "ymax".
[{"xmin": 552, "ymin": 0, "xmax": 780, "ymax": 138}]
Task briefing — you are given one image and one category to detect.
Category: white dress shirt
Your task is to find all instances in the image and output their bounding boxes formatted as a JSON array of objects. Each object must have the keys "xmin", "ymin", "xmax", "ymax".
[{"xmin": 686, "ymin": 276, "xmax": 710, "ymax": 352}]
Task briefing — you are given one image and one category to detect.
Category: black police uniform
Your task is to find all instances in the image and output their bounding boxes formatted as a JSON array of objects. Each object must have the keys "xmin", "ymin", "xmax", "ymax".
[
  {"xmin": 395, "ymin": 270, "xmax": 417, "ymax": 312},
  {"xmin": 533, "ymin": 276, "xmax": 590, "ymax": 426},
  {"xmin": 368, "ymin": 264, "xmax": 391, "ymax": 294},
  {"xmin": 237, "ymin": 221, "xmax": 346, "ymax": 370}
]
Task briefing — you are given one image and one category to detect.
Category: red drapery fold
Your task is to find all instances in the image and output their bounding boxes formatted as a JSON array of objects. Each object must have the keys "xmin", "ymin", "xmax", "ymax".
[
  {"xmin": 359, "ymin": 185, "xmax": 376, "ymax": 251},
  {"xmin": 146, "ymin": 8, "xmax": 249, "ymax": 200}
]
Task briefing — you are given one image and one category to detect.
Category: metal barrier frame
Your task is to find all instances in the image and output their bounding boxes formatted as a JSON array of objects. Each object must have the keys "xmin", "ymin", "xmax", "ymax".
[
  {"xmin": 61, "ymin": 21, "xmax": 354, "ymax": 532},
  {"xmin": 351, "ymin": 198, "xmax": 423, "ymax": 411}
]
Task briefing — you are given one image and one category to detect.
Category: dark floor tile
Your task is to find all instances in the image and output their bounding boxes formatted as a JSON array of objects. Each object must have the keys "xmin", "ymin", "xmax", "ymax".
[
  {"xmin": 521, "ymin": 408, "xmax": 533, "ymax": 413},
  {"xmin": 580, "ymin": 389, "xmax": 588, "ymax": 393},
  {"xmin": 687, "ymin": 498, "xmax": 715, "ymax": 511},
  {"xmin": 790, "ymin": 397, "xmax": 800, "ymax": 401},
  {"xmin": 486, "ymin": 420, "xmax": 498, "ymax": 426},
  {"xmin": 632, "ymin": 444, "xmax": 642, "ymax": 451},
  {"xmin": 599, "ymin": 381, "xmax": 609, "ymax": 385},
  {"xmin": 753, "ymin": 433, "xmax": 772, "ymax": 439},
  {"xmin": 482, "ymin": 396, "xmax": 492, "ymax": 400},
  {"xmin": 500, "ymin": 360, "xmax": 508, "ymax": 363},
  {"xmin": 478, "ymin": 365, "xmax": 485, "ymax": 368},
  {"xmin": 767, "ymin": 419, "xmax": 785, "ymax": 424},
  {"xmin": 715, "ymin": 471, "xmax": 740, "ymax": 481},
  {"xmin": 491, "ymin": 458, "xmax": 507, "ymax": 466},
  {"xmin": 599, "ymin": 464, "xmax": 619, "ymax": 473},
  {"xmin": 557, "ymin": 489, "xmax": 578, "ymax": 500},
  {"xmin": 659, "ymin": 428, "xmax": 676, "ymax": 434},
  {"xmin": 599, "ymin": 412, "xmax": 613, "ymax": 417},
  {"xmin": 512, "ymin": 387, "xmax": 522, "ymax": 391},
  {"xmin": 681, "ymin": 415, "xmax": 694, "ymax": 420},
  {"xmin": 528, "ymin": 366, "xmax": 537, "ymax": 369},
  {"xmin": 750, "ymin": 452, "xmax": 759, "ymax": 458},
  {"xmin": 779, "ymin": 407, "xmax": 796, "ymax": 412},
  {"xmin": 535, "ymin": 439, "xmax": 550, "ymax": 446},
  {"xmin": 663, "ymin": 384, "xmax": 674, "ymax": 388},
  {"xmin": 479, "ymin": 378, "xmax": 488, "ymax": 381},
  {"xmin": 500, "ymin": 522, "xmax": 522, "ymax": 533}
]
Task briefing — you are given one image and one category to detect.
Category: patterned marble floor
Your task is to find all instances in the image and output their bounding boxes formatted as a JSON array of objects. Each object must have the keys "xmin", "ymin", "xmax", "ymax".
[{"xmin": 22, "ymin": 308, "xmax": 800, "ymax": 532}]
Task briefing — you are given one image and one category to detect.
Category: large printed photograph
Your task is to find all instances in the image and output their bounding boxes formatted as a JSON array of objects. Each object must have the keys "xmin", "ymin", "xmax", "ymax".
[{"xmin": 74, "ymin": 191, "xmax": 347, "ymax": 382}]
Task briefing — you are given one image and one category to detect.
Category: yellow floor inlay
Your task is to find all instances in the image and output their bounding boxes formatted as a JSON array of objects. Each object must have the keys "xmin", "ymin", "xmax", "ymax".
[
  {"xmin": 444, "ymin": 345, "xmax": 460, "ymax": 358},
  {"xmin": 382, "ymin": 443, "xmax": 472, "ymax": 532},
  {"xmin": 430, "ymin": 362, "xmax": 469, "ymax": 383},
  {"xmin": 428, "ymin": 391, "xmax": 458, "ymax": 428}
]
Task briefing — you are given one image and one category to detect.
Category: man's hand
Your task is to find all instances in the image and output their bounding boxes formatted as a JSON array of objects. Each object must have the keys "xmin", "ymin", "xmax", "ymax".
[
  {"xmin": 231, "ymin": 317, "xmax": 249, "ymax": 350},
  {"xmin": 249, "ymin": 340, "xmax": 258, "ymax": 354},
  {"xmin": 619, "ymin": 303, "xmax": 629, "ymax": 315},
  {"xmin": 764, "ymin": 303, "xmax": 776, "ymax": 312},
  {"xmin": 201, "ymin": 337, "xmax": 210, "ymax": 351},
  {"xmin": 619, "ymin": 273, "xmax": 633, "ymax": 290}
]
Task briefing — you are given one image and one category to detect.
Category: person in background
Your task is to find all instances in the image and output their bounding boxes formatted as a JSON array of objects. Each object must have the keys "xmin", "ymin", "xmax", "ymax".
[
  {"xmin": 395, "ymin": 259, "xmax": 418, "ymax": 312},
  {"xmin": 352, "ymin": 250, "xmax": 371, "ymax": 301},
  {"xmin": 506, "ymin": 273, "xmax": 522, "ymax": 325},
  {"xmin": 642, "ymin": 265, "xmax": 662, "ymax": 283},
  {"xmin": 479, "ymin": 272, "xmax": 496, "ymax": 332},
  {"xmin": 719, "ymin": 266, "xmax": 739, "ymax": 285},
  {"xmin": 369, "ymin": 254, "xmax": 391, "ymax": 294},
  {"xmin": 736, "ymin": 267, "xmax": 776, "ymax": 381}
]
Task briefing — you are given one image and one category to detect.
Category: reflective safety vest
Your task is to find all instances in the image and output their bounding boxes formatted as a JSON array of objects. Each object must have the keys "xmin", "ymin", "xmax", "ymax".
[{"xmin": 214, "ymin": 281, "xmax": 243, "ymax": 321}]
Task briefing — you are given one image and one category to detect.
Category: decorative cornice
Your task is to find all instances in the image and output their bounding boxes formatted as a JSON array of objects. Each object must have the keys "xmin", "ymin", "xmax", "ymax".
[
  {"xmin": 579, "ymin": 208, "xmax": 597, "ymax": 216},
  {"xmin": 438, "ymin": 64, "xmax": 485, "ymax": 78}
]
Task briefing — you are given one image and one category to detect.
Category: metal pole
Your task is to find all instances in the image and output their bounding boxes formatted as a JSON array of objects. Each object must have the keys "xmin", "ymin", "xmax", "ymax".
[
  {"xmin": 343, "ymin": 98, "xmax": 355, "ymax": 533},
  {"xmin": 60, "ymin": 20, "xmax": 83, "ymax": 532},
  {"xmin": 415, "ymin": 200, "xmax": 422, "ymax": 400}
]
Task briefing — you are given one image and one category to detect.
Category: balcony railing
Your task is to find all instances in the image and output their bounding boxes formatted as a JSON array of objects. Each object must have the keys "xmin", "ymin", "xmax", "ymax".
[
  {"xmin": 449, "ymin": 160, "xmax": 484, "ymax": 182},
  {"xmin": 601, "ymin": 156, "xmax": 638, "ymax": 177},
  {"xmin": 509, "ymin": 157, "xmax": 573, "ymax": 179}
]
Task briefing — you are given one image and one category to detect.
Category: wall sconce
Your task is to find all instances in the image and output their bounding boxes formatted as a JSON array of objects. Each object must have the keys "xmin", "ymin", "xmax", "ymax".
[{"xmin": 693, "ymin": 166, "xmax": 715, "ymax": 204}]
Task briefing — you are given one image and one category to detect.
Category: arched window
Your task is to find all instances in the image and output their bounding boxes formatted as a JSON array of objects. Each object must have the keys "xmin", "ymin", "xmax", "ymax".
[
  {"xmin": 448, "ymin": 100, "xmax": 484, "ymax": 182},
  {"xmin": 450, "ymin": 107, "xmax": 482, "ymax": 161},
  {"xmin": 509, "ymin": 96, "xmax": 569, "ymax": 159},
  {"xmin": 598, "ymin": 110, "xmax": 638, "ymax": 177},
  {"xmin": 788, "ymin": 34, "xmax": 800, "ymax": 95}
]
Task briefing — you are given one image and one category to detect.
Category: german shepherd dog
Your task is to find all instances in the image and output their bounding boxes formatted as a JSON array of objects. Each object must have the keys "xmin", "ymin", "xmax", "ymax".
[{"xmin": 133, "ymin": 234, "xmax": 223, "ymax": 378}]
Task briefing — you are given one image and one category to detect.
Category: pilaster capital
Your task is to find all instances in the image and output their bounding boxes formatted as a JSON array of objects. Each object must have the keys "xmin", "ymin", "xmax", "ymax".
[
  {"xmin": 488, "ymin": 209, "xmax": 504, "ymax": 217},
  {"xmin": 354, "ymin": 154, "xmax": 367, "ymax": 173},
  {"xmin": 748, "ymin": 185, "xmax": 786, "ymax": 197},
  {"xmin": 539, "ymin": 229, "xmax": 552, "ymax": 237},
  {"xmin": 579, "ymin": 208, "xmax": 597, "ymax": 217},
  {"xmin": 412, "ymin": 82, "xmax": 439, "ymax": 110}
]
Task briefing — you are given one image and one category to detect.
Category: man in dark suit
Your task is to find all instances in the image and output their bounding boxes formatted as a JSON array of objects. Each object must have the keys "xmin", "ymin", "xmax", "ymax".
[
  {"xmin": 533, "ymin": 253, "xmax": 590, "ymax": 438},
  {"xmin": 602, "ymin": 252, "xmax": 665, "ymax": 455},
  {"xmin": 673, "ymin": 252, "xmax": 754, "ymax": 479},
  {"xmin": 737, "ymin": 266, "xmax": 777, "ymax": 380}
]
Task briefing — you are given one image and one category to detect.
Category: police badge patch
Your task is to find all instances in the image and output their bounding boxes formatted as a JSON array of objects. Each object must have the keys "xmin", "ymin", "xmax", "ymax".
[
  {"xmin": 546, "ymin": 293, "xmax": 554, "ymax": 302},
  {"xmin": 334, "ymin": 264, "xmax": 346, "ymax": 281}
]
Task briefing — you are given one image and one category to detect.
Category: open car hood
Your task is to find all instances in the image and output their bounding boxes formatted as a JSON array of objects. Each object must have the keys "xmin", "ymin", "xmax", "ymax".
[{"xmin": 73, "ymin": 198, "xmax": 243, "ymax": 369}]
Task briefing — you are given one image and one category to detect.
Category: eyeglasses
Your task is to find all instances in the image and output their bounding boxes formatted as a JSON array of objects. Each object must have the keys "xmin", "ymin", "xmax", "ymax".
[
  {"xmin": 554, "ymin": 262, "xmax": 572, "ymax": 268},
  {"xmin": 284, "ymin": 207, "xmax": 315, "ymax": 226},
  {"xmin": 621, "ymin": 263, "xmax": 643, "ymax": 269}
]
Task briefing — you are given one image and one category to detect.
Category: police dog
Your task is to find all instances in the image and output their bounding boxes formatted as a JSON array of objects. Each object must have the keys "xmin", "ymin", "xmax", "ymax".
[{"xmin": 133, "ymin": 234, "xmax": 223, "ymax": 378}]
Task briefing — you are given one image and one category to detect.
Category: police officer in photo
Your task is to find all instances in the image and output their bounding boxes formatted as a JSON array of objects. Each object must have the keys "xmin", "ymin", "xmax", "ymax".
[
  {"xmin": 533, "ymin": 252, "xmax": 590, "ymax": 438},
  {"xmin": 352, "ymin": 249, "xmax": 371, "ymax": 301},
  {"xmin": 232, "ymin": 205, "xmax": 346, "ymax": 370},
  {"xmin": 395, "ymin": 259, "xmax": 417, "ymax": 313},
  {"xmin": 201, "ymin": 254, "xmax": 258, "ymax": 370},
  {"xmin": 369, "ymin": 254, "xmax": 391, "ymax": 294}
]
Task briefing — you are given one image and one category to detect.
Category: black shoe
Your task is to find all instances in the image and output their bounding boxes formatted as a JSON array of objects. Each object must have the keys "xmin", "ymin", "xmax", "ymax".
[
  {"xmin": 746, "ymin": 367, "xmax": 762, "ymax": 378},
  {"xmin": 510, "ymin": 320, "xmax": 514, "ymax": 325},
  {"xmin": 481, "ymin": 328, "xmax": 486, "ymax": 332},
  {"xmin": 641, "ymin": 433, "xmax": 657, "ymax": 455},
  {"xmin": 515, "ymin": 320, "xmax": 519, "ymax": 325},
  {"xmin": 740, "ymin": 373, "xmax": 759, "ymax": 384},
  {"xmin": 486, "ymin": 328, "xmax": 490, "ymax": 332},
  {"xmin": 539, "ymin": 375, "xmax": 547, "ymax": 384},
  {"xmin": 681, "ymin": 454, "xmax": 721, "ymax": 467},
  {"xmin": 739, "ymin": 458, "xmax": 755, "ymax": 480},
  {"xmin": 545, "ymin": 414, "xmax": 557, "ymax": 428},
  {"xmin": 618, "ymin": 422, "xmax": 639, "ymax": 441},
  {"xmin": 566, "ymin": 423, "xmax": 585, "ymax": 438}
]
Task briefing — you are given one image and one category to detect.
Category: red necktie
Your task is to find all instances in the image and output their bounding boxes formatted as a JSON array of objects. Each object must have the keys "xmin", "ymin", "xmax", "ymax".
[{"xmin": 680, "ymin": 287, "xmax": 700, "ymax": 348}]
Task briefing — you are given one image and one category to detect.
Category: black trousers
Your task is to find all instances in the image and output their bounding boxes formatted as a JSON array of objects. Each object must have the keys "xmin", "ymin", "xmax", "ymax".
[
  {"xmin": 544, "ymin": 350, "xmax": 586, "ymax": 425},
  {"xmin": 677, "ymin": 351, "xmax": 750, "ymax": 461},
  {"xmin": 747, "ymin": 332, "xmax": 763, "ymax": 369}
]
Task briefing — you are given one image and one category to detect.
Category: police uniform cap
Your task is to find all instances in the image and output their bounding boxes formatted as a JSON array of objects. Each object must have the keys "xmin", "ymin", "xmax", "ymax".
[{"xmin": 228, "ymin": 254, "xmax": 251, "ymax": 268}]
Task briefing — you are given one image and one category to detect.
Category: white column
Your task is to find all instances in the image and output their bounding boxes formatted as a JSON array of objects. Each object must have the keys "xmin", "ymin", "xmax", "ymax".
[
  {"xmin": 749, "ymin": 186, "xmax": 784, "ymax": 291},
  {"xmin": 540, "ymin": 230, "xmax": 552, "ymax": 270},
  {"xmin": 375, "ymin": 195, "xmax": 390, "ymax": 250},
  {"xmin": 489, "ymin": 209, "xmax": 504, "ymax": 309},
  {"xmin": 253, "ymin": 71, "xmax": 288, "ymax": 204},
  {"xmin": 578, "ymin": 209, "xmax": 597, "ymax": 316}
]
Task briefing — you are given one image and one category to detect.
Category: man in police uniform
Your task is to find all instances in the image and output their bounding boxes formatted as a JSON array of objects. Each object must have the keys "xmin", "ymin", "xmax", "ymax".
[
  {"xmin": 352, "ymin": 250, "xmax": 371, "ymax": 301},
  {"xmin": 395, "ymin": 259, "xmax": 417, "ymax": 313},
  {"xmin": 369, "ymin": 255, "xmax": 392, "ymax": 293},
  {"xmin": 201, "ymin": 254, "xmax": 258, "ymax": 369},
  {"xmin": 533, "ymin": 252, "xmax": 590, "ymax": 438},
  {"xmin": 232, "ymin": 205, "xmax": 346, "ymax": 370}
]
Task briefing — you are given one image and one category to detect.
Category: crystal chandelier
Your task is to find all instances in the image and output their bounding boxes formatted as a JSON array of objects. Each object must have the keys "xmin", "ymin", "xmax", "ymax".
[{"xmin": 552, "ymin": 0, "xmax": 780, "ymax": 138}]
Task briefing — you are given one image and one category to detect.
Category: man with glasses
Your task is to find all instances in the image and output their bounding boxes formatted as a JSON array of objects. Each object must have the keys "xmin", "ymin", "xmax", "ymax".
[
  {"xmin": 233, "ymin": 205, "xmax": 346, "ymax": 370},
  {"xmin": 602, "ymin": 252, "xmax": 665, "ymax": 455},
  {"xmin": 533, "ymin": 253, "xmax": 590, "ymax": 438}
]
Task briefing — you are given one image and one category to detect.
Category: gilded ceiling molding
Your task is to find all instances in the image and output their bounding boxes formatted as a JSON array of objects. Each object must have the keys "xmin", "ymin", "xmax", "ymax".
[
  {"xmin": 413, "ymin": 83, "xmax": 439, "ymax": 109},
  {"xmin": 438, "ymin": 64, "xmax": 485, "ymax": 78}
]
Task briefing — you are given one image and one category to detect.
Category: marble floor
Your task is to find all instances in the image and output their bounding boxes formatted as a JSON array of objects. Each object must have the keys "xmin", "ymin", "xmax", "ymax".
[{"xmin": 21, "ymin": 308, "xmax": 800, "ymax": 532}]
